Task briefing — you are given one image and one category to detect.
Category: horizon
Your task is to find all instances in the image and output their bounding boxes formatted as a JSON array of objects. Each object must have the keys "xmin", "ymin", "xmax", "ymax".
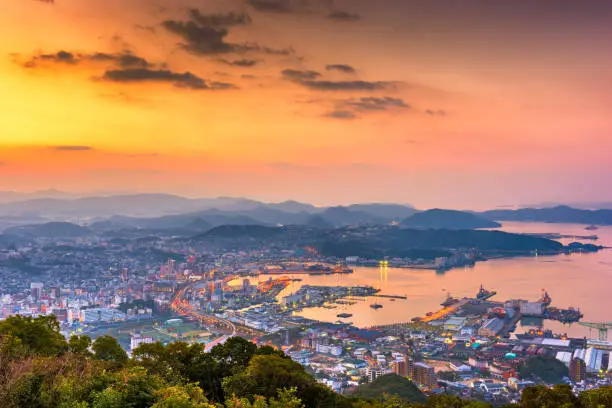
[{"xmin": 2, "ymin": 1, "xmax": 612, "ymax": 208}]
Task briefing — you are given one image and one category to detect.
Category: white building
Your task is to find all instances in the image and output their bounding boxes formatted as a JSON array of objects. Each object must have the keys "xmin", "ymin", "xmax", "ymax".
[{"xmin": 130, "ymin": 334, "xmax": 154, "ymax": 351}]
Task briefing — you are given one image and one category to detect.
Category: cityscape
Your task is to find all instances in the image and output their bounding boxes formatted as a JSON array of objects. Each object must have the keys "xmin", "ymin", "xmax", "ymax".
[{"xmin": 2, "ymin": 1, "xmax": 612, "ymax": 407}]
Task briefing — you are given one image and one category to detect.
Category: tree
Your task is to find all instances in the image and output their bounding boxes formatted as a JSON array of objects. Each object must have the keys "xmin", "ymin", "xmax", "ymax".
[
  {"xmin": 152, "ymin": 384, "xmax": 215, "ymax": 408},
  {"xmin": 518, "ymin": 385, "xmax": 576, "ymax": 408},
  {"xmin": 578, "ymin": 386, "xmax": 612, "ymax": 408},
  {"xmin": 92, "ymin": 336, "xmax": 127, "ymax": 365},
  {"xmin": 518, "ymin": 356, "xmax": 569, "ymax": 384},
  {"xmin": 69, "ymin": 335, "xmax": 93, "ymax": 356},
  {"xmin": 0, "ymin": 315, "xmax": 67, "ymax": 356}
]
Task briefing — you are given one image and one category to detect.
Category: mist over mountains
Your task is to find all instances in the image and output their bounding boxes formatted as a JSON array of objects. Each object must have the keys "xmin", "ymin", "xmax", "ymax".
[{"xmin": 1, "ymin": 193, "xmax": 612, "ymax": 236}]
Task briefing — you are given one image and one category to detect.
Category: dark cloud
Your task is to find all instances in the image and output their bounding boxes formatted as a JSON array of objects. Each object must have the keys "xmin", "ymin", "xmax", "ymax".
[
  {"xmin": 163, "ymin": 8, "xmax": 297, "ymax": 58},
  {"xmin": 426, "ymin": 109, "xmax": 447, "ymax": 117},
  {"xmin": 35, "ymin": 51, "xmax": 78, "ymax": 64},
  {"xmin": 188, "ymin": 9, "xmax": 252, "ymax": 27},
  {"xmin": 219, "ymin": 59, "xmax": 259, "ymax": 67},
  {"xmin": 26, "ymin": 50, "xmax": 151, "ymax": 69},
  {"xmin": 247, "ymin": 0, "xmax": 294, "ymax": 13},
  {"xmin": 328, "ymin": 11, "xmax": 360, "ymax": 22},
  {"xmin": 102, "ymin": 68, "xmax": 235, "ymax": 90},
  {"xmin": 324, "ymin": 110, "xmax": 355, "ymax": 120},
  {"xmin": 345, "ymin": 97, "xmax": 409, "ymax": 111},
  {"xmin": 51, "ymin": 146, "xmax": 94, "ymax": 152},
  {"xmin": 299, "ymin": 80, "xmax": 395, "ymax": 91},
  {"xmin": 326, "ymin": 64, "xmax": 356, "ymax": 73},
  {"xmin": 281, "ymin": 68, "xmax": 321, "ymax": 81},
  {"xmin": 162, "ymin": 20, "xmax": 237, "ymax": 54}
]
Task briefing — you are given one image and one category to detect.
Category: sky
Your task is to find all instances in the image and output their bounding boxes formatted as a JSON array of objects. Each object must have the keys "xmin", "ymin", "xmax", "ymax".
[{"xmin": 1, "ymin": 0, "xmax": 612, "ymax": 209}]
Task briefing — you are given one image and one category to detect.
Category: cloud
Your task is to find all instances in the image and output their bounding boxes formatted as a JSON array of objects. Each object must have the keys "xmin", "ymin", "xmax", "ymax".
[
  {"xmin": 102, "ymin": 68, "xmax": 235, "ymax": 90},
  {"xmin": 51, "ymin": 145, "xmax": 94, "ymax": 152},
  {"xmin": 246, "ymin": 0, "xmax": 295, "ymax": 13},
  {"xmin": 324, "ymin": 110, "xmax": 355, "ymax": 120},
  {"xmin": 188, "ymin": 9, "xmax": 252, "ymax": 27},
  {"xmin": 326, "ymin": 64, "xmax": 356, "ymax": 73},
  {"xmin": 425, "ymin": 109, "xmax": 447, "ymax": 117},
  {"xmin": 328, "ymin": 11, "xmax": 360, "ymax": 22},
  {"xmin": 162, "ymin": 20, "xmax": 237, "ymax": 55},
  {"xmin": 281, "ymin": 68, "xmax": 321, "ymax": 81},
  {"xmin": 26, "ymin": 50, "xmax": 151, "ymax": 69},
  {"xmin": 299, "ymin": 80, "xmax": 395, "ymax": 91},
  {"xmin": 345, "ymin": 97, "xmax": 409, "ymax": 111},
  {"xmin": 32, "ymin": 0, "xmax": 54, "ymax": 3},
  {"xmin": 219, "ymin": 59, "xmax": 259, "ymax": 67}
]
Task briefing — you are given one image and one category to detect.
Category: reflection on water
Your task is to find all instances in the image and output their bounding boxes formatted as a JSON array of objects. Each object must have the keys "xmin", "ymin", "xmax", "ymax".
[{"xmin": 255, "ymin": 222, "xmax": 612, "ymax": 338}]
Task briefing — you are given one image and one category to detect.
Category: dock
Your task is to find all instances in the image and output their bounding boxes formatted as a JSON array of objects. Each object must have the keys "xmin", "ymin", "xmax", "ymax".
[{"xmin": 372, "ymin": 294, "xmax": 407, "ymax": 300}]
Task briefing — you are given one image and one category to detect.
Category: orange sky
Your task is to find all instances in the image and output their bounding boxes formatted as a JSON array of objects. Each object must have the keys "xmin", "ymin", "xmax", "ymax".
[{"xmin": 1, "ymin": 0, "xmax": 612, "ymax": 208}]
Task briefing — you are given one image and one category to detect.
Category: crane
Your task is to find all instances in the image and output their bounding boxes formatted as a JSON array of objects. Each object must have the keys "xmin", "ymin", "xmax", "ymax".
[{"xmin": 578, "ymin": 321, "xmax": 612, "ymax": 341}]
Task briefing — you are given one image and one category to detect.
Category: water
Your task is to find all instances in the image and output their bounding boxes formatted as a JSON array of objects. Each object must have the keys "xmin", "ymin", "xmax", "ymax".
[{"xmin": 255, "ymin": 222, "xmax": 612, "ymax": 338}]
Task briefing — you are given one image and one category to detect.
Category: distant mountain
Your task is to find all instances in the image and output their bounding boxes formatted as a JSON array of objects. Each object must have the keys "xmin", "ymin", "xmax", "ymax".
[
  {"xmin": 481, "ymin": 206, "xmax": 612, "ymax": 225},
  {"xmin": 5, "ymin": 222, "xmax": 91, "ymax": 238},
  {"xmin": 319, "ymin": 206, "xmax": 387, "ymax": 227},
  {"xmin": 200, "ymin": 225, "xmax": 283, "ymax": 239},
  {"xmin": 401, "ymin": 209, "xmax": 501, "ymax": 229},
  {"xmin": 304, "ymin": 214, "xmax": 335, "ymax": 229},
  {"xmin": 346, "ymin": 203, "xmax": 416, "ymax": 221},
  {"xmin": 350, "ymin": 374, "xmax": 426, "ymax": 403},
  {"xmin": 266, "ymin": 200, "xmax": 319, "ymax": 214}
]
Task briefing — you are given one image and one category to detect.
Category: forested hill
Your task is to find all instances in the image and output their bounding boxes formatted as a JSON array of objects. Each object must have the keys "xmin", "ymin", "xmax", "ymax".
[{"xmin": 0, "ymin": 316, "xmax": 610, "ymax": 408}]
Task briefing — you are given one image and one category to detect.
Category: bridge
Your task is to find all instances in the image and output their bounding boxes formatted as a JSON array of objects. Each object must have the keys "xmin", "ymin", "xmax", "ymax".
[{"xmin": 578, "ymin": 321, "xmax": 612, "ymax": 341}]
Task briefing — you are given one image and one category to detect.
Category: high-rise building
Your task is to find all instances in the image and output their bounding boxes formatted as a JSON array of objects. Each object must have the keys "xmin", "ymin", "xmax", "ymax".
[
  {"xmin": 30, "ymin": 282, "xmax": 44, "ymax": 299},
  {"xmin": 392, "ymin": 356, "xmax": 410, "ymax": 377},
  {"xmin": 413, "ymin": 362, "xmax": 437, "ymax": 389},
  {"xmin": 569, "ymin": 358, "xmax": 587, "ymax": 382}
]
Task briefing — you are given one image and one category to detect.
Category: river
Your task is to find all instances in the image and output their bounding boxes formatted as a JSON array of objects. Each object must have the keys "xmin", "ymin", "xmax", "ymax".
[{"xmin": 248, "ymin": 222, "xmax": 610, "ymax": 338}]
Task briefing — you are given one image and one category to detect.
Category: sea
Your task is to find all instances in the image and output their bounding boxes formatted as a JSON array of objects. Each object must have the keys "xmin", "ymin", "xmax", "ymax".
[{"xmin": 263, "ymin": 222, "xmax": 612, "ymax": 338}]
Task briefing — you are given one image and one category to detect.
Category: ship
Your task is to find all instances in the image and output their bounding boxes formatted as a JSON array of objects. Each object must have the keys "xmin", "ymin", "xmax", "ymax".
[
  {"xmin": 370, "ymin": 303, "xmax": 383, "ymax": 310},
  {"xmin": 336, "ymin": 313, "xmax": 353, "ymax": 318},
  {"xmin": 538, "ymin": 289, "xmax": 552, "ymax": 306},
  {"xmin": 476, "ymin": 284, "xmax": 497, "ymax": 300},
  {"xmin": 585, "ymin": 225, "xmax": 599, "ymax": 231},
  {"xmin": 441, "ymin": 292, "xmax": 459, "ymax": 307}
]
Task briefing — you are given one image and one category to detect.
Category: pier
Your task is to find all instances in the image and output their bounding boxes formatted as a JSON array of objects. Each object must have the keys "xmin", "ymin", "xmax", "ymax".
[{"xmin": 371, "ymin": 294, "xmax": 407, "ymax": 300}]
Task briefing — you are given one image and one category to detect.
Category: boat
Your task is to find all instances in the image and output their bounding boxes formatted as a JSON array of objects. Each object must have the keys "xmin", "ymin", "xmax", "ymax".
[
  {"xmin": 585, "ymin": 225, "xmax": 599, "ymax": 231},
  {"xmin": 336, "ymin": 313, "xmax": 353, "ymax": 318},
  {"xmin": 538, "ymin": 290, "xmax": 552, "ymax": 306},
  {"xmin": 370, "ymin": 303, "xmax": 383, "ymax": 310},
  {"xmin": 476, "ymin": 284, "xmax": 497, "ymax": 300},
  {"xmin": 441, "ymin": 292, "xmax": 459, "ymax": 307}
]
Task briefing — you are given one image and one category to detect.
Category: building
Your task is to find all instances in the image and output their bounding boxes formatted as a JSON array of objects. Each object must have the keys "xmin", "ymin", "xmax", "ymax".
[
  {"xmin": 130, "ymin": 334, "xmax": 154, "ymax": 351},
  {"xmin": 478, "ymin": 317, "xmax": 504, "ymax": 337},
  {"xmin": 393, "ymin": 357, "xmax": 409, "ymax": 377},
  {"xmin": 80, "ymin": 308, "xmax": 127, "ymax": 323},
  {"xmin": 519, "ymin": 301, "xmax": 544, "ymax": 316},
  {"xmin": 412, "ymin": 362, "xmax": 436, "ymax": 389},
  {"xmin": 569, "ymin": 358, "xmax": 587, "ymax": 382},
  {"xmin": 30, "ymin": 282, "xmax": 44, "ymax": 299},
  {"xmin": 365, "ymin": 366, "xmax": 388, "ymax": 383}
]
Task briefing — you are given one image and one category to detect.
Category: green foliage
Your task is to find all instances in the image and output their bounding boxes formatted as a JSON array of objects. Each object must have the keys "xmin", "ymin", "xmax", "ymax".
[
  {"xmin": 0, "ymin": 315, "xmax": 67, "ymax": 356},
  {"xmin": 0, "ymin": 317, "xmax": 609, "ymax": 408},
  {"xmin": 69, "ymin": 335, "xmax": 93, "ymax": 356},
  {"xmin": 518, "ymin": 356, "xmax": 569, "ymax": 384},
  {"xmin": 351, "ymin": 375, "xmax": 426, "ymax": 404},
  {"xmin": 92, "ymin": 336, "xmax": 128, "ymax": 365}
]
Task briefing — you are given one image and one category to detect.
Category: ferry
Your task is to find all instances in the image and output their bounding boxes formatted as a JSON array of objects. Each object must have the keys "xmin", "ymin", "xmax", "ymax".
[
  {"xmin": 370, "ymin": 303, "xmax": 383, "ymax": 310},
  {"xmin": 476, "ymin": 284, "xmax": 497, "ymax": 300},
  {"xmin": 336, "ymin": 313, "xmax": 353, "ymax": 318},
  {"xmin": 585, "ymin": 225, "xmax": 599, "ymax": 231}
]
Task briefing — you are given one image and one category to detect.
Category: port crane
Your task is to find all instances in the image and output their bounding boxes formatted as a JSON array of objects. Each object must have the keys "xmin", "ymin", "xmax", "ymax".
[{"xmin": 577, "ymin": 321, "xmax": 612, "ymax": 341}]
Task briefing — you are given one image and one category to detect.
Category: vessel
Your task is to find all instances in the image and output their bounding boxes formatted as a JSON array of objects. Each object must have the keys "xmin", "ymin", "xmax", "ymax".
[
  {"xmin": 476, "ymin": 284, "xmax": 497, "ymax": 300},
  {"xmin": 585, "ymin": 225, "xmax": 599, "ymax": 231},
  {"xmin": 370, "ymin": 303, "xmax": 383, "ymax": 310},
  {"xmin": 441, "ymin": 292, "xmax": 459, "ymax": 307},
  {"xmin": 336, "ymin": 313, "xmax": 353, "ymax": 318}
]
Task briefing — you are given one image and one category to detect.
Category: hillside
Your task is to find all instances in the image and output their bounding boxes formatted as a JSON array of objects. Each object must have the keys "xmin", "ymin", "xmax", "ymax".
[
  {"xmin": 350, "ymin": 374, "xmax": 426, "ymax": 402},
  {"xmin": 401, "ymin": 209, "xmax": 501, "ymax": 229},
  {"xmin": 481, "ymin": 205, "xmax": 612, "ymax": 225},
  {"xmin": 4, "ymin": 222, "xmax": 91, "ymax": 238}
]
